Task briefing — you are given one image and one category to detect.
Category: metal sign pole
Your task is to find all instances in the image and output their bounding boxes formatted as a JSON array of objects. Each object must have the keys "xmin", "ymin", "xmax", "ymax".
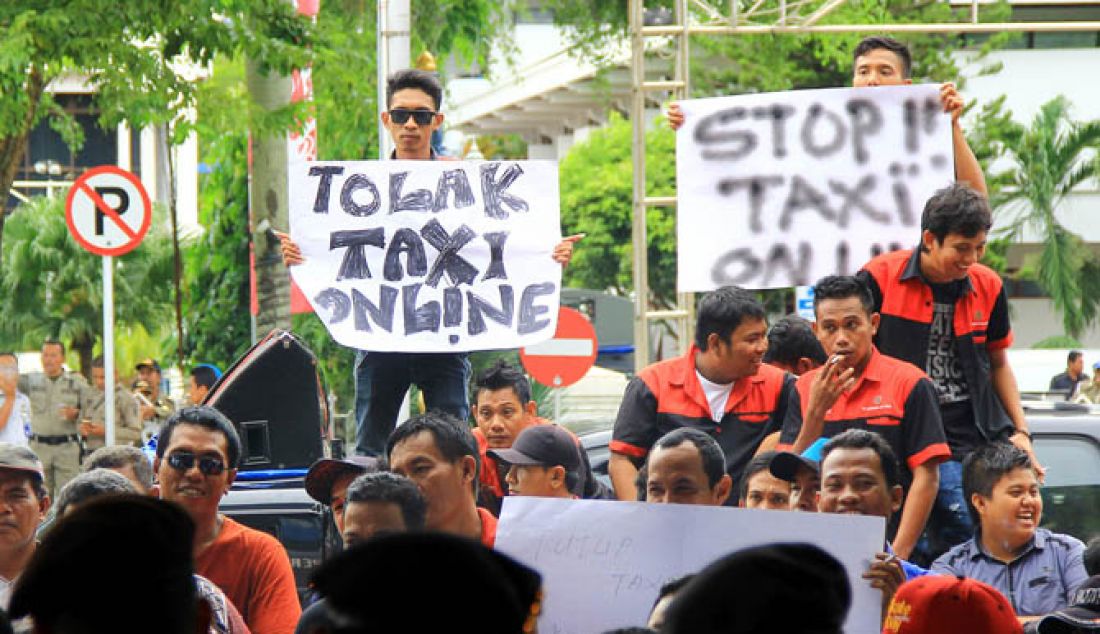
[{"xmin": 103, "ymin": 255, "xmax": 116, "ymax": 446}]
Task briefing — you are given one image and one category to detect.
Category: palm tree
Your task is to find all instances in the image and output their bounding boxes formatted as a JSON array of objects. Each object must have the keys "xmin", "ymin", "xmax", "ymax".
[
  {"xmin": 991, "ymin": 96, "xmax": 1100, "ymax": 339},
  {"xmin": 0, "ymin": 196, "xmax": 173, "ymax": 376}
]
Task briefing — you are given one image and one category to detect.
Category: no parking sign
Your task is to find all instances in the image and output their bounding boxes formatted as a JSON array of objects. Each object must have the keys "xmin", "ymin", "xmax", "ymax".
[{"xmin": 65, "ymin": 165, "xmax": 152, "ymax": 256}]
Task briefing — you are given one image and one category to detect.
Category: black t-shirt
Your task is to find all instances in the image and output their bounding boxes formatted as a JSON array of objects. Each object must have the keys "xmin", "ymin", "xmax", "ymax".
[{"xmin": 926, "ymin": 280, "xmax": 982, "ymax": 459}]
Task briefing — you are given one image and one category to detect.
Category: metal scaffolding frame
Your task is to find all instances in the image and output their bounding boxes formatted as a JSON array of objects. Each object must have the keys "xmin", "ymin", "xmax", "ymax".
[{"xmin": 629, "ymin": 0, "xmax": 1100, "ymax": 372}]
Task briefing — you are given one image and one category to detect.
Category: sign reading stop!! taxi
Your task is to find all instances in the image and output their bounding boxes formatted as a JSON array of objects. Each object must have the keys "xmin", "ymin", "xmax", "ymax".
[{"xmin": 520, "ymin": 307, "xmax": 598, "ymax": 388}]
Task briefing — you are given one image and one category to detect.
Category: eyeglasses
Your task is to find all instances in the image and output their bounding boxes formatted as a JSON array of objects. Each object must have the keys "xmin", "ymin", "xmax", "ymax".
[
  {"xmin": 388, "ymin": 109, "xmax": 437, "ymax": 126},
  {"xmin": 166, "ymin": 452, "xmax": 226, "ymax": 476}
]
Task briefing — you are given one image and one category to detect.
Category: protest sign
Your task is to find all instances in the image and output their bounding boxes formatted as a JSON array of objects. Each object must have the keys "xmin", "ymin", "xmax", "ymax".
[
  {"xmin": 497, "ymin": 498, "xmax": 884, "ymax": 634},
  {"xmin": 289, "ymin": 160, "xmax": 562, "ymax": 352},
  {"xmin": 677, "ymin": 84, "xmax": 953, "ymax": 291}
]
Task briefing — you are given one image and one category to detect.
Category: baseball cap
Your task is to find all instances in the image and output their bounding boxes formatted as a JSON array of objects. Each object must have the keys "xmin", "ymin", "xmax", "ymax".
[
  {"xmin": 883, "ymin": 575, "xmax": 1022, "ymax": 634},
  {"xmin": 0, "ymin": 443, "xmax": 45, "ymax": 482},
  {"xmin": 304, "ymin": 455, "xmax": 380, "ymax": 505},
  {"xmin": 487, "ymin": 425, "xmax": 580, "ymax": 469},
  {"xmin": 1093, "ymin": 361, "xmax": 1100, "ymax": 371},
  {"xmin": 664, "ymin": 543, "xmax": 850, "ymax": 634},
  {"xmin": 769, "ymin": 437, "xmax": 828, "ymax": 482},
  {"xmin": 1033, "ymin": 575, "xmax": 1100, "ymax": 633},
  {"xmin": 135, "ymin": 358, "xmax": 161, "ymax": 372}
]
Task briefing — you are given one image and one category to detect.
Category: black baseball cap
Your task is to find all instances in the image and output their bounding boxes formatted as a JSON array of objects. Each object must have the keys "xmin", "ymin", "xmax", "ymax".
[
  {"xmin": 1034, "ymin": 575, "xmax": 1100, "ymax": 633},
  {"xmin": 487, "ymin": 425, "xmax": 580, "ymax": 470},
  {"xmin": 304, "ymin": 455, "xmax": 380, "ymax": 505}
]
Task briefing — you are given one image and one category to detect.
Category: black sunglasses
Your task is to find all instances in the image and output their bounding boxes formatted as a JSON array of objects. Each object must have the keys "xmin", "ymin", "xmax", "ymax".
[
  {"xmin": 166, "ymin": 451, "xmax": 226, "ymax": 476},
  {"xmin": 389, "ymin": 108, "xmax": 436, "ymax": 126}
]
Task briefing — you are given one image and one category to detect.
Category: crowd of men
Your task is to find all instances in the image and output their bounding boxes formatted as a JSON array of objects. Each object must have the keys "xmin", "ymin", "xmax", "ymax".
[{"xmin": 0, "ymin": 35, "xmax": 1095, "ymax": 634}]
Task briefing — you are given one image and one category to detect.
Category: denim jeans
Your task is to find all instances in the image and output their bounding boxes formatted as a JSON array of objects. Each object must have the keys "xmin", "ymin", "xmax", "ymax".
[
  {"xmin": 353, "ymin": 350, "xmax": 471, "ymax": 456},
  {"xmin": 911, "ymin": 459, "xmax": 975, "ymax": 567}
]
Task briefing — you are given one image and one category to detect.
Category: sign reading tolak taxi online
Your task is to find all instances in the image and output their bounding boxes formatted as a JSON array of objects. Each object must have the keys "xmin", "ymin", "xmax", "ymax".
[
  {"xmin": 677, "ymin": 84, "xmax": 954, "ymax": 291},
  {"xmin": 289, "ymin": 160, "xmax": 562, "ymax": 352}
]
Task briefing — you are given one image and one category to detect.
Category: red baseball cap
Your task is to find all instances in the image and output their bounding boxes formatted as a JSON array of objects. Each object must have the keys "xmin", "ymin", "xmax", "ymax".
[{"xmin": 883, "ymin": 575, "xmax": 1022, "ymax": 634}]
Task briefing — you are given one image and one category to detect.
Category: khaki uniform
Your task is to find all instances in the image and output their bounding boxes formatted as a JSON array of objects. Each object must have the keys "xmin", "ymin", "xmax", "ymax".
[
  {"xmin": 1081, "ymin": 382, "xmax": 1100, "ymax": 404},
  {"xmin": 18, "ymin": 371, "xmax": 93, "ymax": 496},
  {"xmin": 140, "ymin": 393, "xmax": 176, "ymax": 442},
  {"xmin": 80, "ymin": 383, "xmax": 143, "ymax": 453}
]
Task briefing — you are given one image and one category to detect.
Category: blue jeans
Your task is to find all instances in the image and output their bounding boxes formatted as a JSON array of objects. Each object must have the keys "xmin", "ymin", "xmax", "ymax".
[
  {"xmin": 353, "ymin": 351, "xmax": 471, "ymax": 456},
  {"xmin": 911, "ymin": 459, "xmax": 974, "ymax": 567}
]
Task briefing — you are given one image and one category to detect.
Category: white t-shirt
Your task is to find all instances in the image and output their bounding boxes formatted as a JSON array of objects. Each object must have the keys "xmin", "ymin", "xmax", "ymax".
[
  {"xmin": 695, "ymin": 371, "xmax": 734, "ymax": 422},
  {"xmin": 0, "ymin": 391, "xmax": 31, "ymax": 446}
]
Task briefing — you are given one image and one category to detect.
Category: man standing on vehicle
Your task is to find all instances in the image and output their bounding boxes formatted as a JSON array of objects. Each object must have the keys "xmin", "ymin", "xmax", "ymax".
[
  {"xmin": 858, "ymin": 183, "xmax": 1037, "ymax": 565},
  {"xmin": 278, "ymin": 69, "xmax": 582, "ymax": 458}
]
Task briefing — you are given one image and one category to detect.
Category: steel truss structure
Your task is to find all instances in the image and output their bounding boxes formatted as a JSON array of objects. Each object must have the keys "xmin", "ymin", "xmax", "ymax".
[{"xmin": 629, "ymin": 0, "xmax": 1100, "ymax": 371}]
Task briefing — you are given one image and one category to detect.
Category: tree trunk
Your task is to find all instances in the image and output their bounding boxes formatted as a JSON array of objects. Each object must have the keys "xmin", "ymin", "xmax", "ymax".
[
  {"xmin": 164, "ymin": 124, "xmax": 186, "ymax": 375},
  {"xmin": 73, "ymin": 334, "xmax": 94, "ymax": 381},
  {"xmin": 0, "ymin": 66, "xmax": 45, "ymax": 274}
]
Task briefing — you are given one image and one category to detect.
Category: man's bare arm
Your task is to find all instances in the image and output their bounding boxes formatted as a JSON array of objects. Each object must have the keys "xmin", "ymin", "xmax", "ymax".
[
  {"xmin": 989, "ymin": 347, "xmax": 1045, "ymax": 479},
  {"xmin": 891, "ymin": 461, "xmax": 939, "ymax": 560},
  {"xmin": 609, "ymin": 453, "xmax": 640, "ymax": 501},
  {"xmin": 941, "ymin": 83, "xmax": 987, "ymax": 196}
]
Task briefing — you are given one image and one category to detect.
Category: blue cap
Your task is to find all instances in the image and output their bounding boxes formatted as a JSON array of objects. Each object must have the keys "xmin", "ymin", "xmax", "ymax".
[{"xmin": 193, "ymin": 363, "xmax": 223, "ymax": 380}]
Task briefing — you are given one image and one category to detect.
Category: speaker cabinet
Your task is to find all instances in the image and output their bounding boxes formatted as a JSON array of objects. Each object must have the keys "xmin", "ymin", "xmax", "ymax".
[{"xmin": 205, "ymin": 329, "xmax": 330, "ymax": 470}]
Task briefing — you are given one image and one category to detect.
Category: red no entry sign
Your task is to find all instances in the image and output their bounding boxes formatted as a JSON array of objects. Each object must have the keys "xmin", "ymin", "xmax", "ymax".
[
  {"xmin": 65, "ymin": 165, "xmax": 152, "ymax": 256},
  {"xmin": 521, "ymin": 307, "xmax": 598, "ymax": 388}
]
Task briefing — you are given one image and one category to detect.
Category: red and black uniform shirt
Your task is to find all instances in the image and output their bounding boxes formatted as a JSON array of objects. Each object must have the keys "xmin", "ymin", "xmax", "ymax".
[
  {"xmin": 611, "ymin": 346, "xmax": 794, "ymax": 505},
  {"xmin": 778, "ymin": 347, "xmax": 951, "ymax": 489},
  {"xmin": 858, "ymin": 248, "xmax": 1015, "ymax": 460}
]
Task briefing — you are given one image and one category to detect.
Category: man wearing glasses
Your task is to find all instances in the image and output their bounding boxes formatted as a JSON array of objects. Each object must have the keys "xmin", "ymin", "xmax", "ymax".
[
  {"xmin": 279, "ymin": 69, "xmax": 581, "ymax": 458},
  {"xmin": 155, "ymin": 406, "xmax": 300, "ymax": 634}
]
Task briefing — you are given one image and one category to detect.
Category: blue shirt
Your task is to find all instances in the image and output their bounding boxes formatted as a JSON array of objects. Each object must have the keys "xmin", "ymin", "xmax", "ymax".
[{"xmin": 931, "ymin": 528, "xmax": 1088, "ymax": 616}]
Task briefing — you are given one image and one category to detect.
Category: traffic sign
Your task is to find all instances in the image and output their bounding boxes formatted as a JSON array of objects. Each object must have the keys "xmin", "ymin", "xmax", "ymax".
[
  {"xmin": 520, "ymin": 307, "xmax": 598, "ymax": 388},
  {"xmin": 65, "ymin": 165, "xmax": 151, "ymax": 256}
]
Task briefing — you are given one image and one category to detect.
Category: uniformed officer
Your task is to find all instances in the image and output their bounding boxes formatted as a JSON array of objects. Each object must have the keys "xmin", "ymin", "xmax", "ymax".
[
  {"xmin": 79, "ymin": 356, "xmax": 142, "ymax": 456},
  {"xmin": 134, "ymin": 358, "xmax": 175, "ymax": 440},
  {"xmin": 17, "ymin": 340, "xmax": 91, "ymax": 497}
]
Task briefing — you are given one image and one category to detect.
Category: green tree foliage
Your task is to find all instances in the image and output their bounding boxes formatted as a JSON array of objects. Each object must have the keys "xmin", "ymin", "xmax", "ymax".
[
  {"xmin": 0, "ymin": 1, "xmax": 314, "ymax": 264},
  {"xmin": 183, "ymin": 132, "xmax": 252, "ymax": 371},
  {"xmin": 0, "ymin": 197, "xmax": 173, "ymax": 376},
  {"xmin": 559, "ymin": 112, "xmax": 677, "ymax": 308},
  {"xmin": 982, "ymin": 96, "xmax": 1100, "ymax": 338}
]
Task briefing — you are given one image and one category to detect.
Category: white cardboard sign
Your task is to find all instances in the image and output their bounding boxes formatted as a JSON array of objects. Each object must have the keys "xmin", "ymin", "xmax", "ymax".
[
  {"xmin": 676, "ymin": 84, "xmax": 954, "ymax": 291},
  {"xmin": 497, "ymin": 498, "xmax": 885, "ymax": 634},
  {"xmin": 289, "ymin": 160, "xmax": 562, "ymax": 352}
]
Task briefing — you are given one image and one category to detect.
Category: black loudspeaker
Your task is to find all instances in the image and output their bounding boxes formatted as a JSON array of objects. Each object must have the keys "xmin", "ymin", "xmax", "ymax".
[{"xmin": 205, "ymin": 330, "xmax": 330, "ymax": 471}]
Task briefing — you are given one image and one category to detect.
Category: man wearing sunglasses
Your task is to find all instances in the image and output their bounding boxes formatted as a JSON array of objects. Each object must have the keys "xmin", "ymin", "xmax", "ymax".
[
  {"xmin": 279, "ymin": 68, "xmax": 582, "ymax": 460},
  {"xmin": 155, "ymin": 406, "xmax": 300, "ymax": 634}
]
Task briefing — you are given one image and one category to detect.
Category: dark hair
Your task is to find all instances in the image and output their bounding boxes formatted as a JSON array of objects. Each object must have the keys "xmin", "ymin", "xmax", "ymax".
[
  {"xmin": 652, "ymin": 428, "xmax": 726, "ymax": 488},
  {"xmin": 474, "ymin": 359, "xmax": 532, "ymax": 406},
  {"xmin": 55, "ymin": 469, "xmax": 137, "ymax": 516},
  {"xmin": 91, "ymin": 355, "xmax": 104, "ymax": 369},
  {"xmin": 386, "ymin": 68, "xmax": 443, "ymax": 111},
  {"xmin": 962, "ymin": 442, "xmax": 1033, "ymax": 525},
  {"xmin": 813, "ymin": 275, "xmax": 875, "ymax": 317},
  {"xmin": 853, "ymin": 36, "xmax": 912, "ymax": 79},
  {"xmin": 156, "ymin": 405, "xmax": 242, "ymax": 469},
  {"xmin": 9, "ymin": 496, "xmax": 198, "ymax": 633},
  {"xmin": 83, "ymin": 445, "xmax": 155, "ymax": 492},
  {"xmin": 42, "ymin": 339, "xmax": 65, "ymax": 355},
  {"xmin": 0, "ymin": 352, "xmax": 17, "ymax": 365},
  {"xmin": 820, "ymin": 429, "xmax": 901, "ymax": 489},
  {"xmin": 1069, "ymin": 350, "xmax": 1083, "ymax": 364},
  {"xmin": 738, "ymin": 450, "xmax": 781, "ymax": 503},
  {"xmin": 653, "ymin": 574, "xmax": 696, "ymax": 609},
  {"xmin": 385, "ymin": 411, "xmax": 480, "ymax": 496},
  {"xmin": 190, "ymin": 365, "xmax": 218, "ymax": 391},
  {"xmin": 635, "ymin": 464, "xmax": 648, "ymax": 501},
  {"xmin": 920, "ymin": 183, "xmax": 993, "ymax": 245},
  {"xmin": 346, "ymin": 472, "xmax": 428, "ymax": 531},
  {"xmin": 694, "ymin": 286, "xmax": 765, "ymax": 351},
  {"xmin": 764, "ymin": 315, "xmax": 826, "ymax": 367},
  {"xmin": 1085, "ymin": 536, "xmax": 1100, "ymax": 577}
]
